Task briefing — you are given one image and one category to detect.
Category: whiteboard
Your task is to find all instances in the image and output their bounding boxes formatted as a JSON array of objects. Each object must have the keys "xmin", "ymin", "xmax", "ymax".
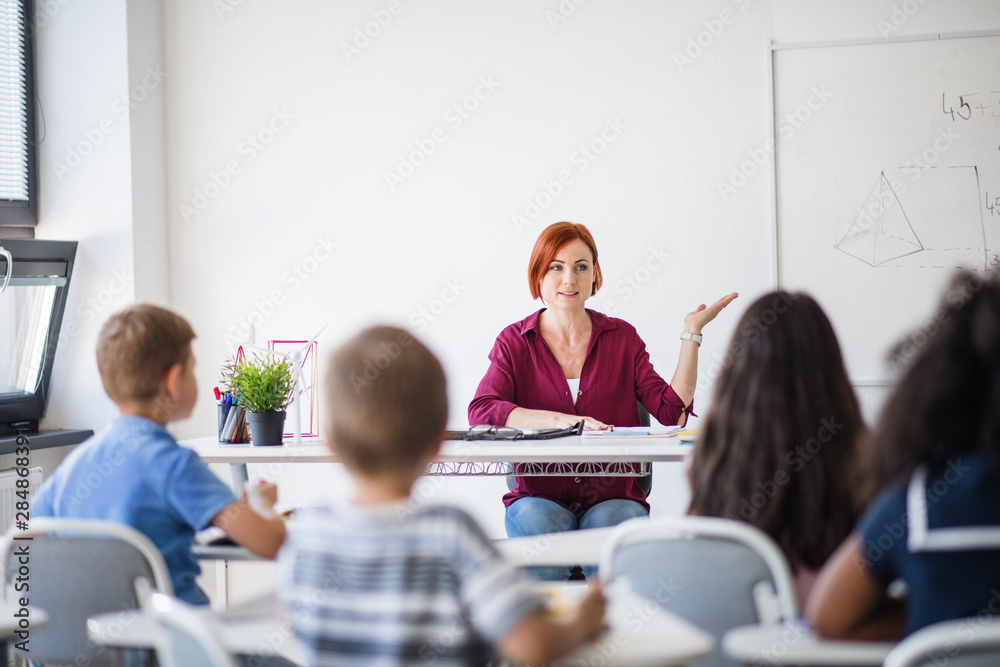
[{"xmin": 774, "ymin": 35, "xmax": 1000, "ymax": 383}]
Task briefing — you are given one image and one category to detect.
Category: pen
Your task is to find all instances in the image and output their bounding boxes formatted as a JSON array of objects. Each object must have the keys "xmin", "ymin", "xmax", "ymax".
[{"xmin": 216, "ymin": 389, "xmax": 227, "ymax": 441}]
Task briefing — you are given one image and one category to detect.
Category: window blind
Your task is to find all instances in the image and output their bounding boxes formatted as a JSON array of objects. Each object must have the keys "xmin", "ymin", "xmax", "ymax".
[{"xmin": 0, "ymin": 0, "xmax": 28, "ymax": 202}]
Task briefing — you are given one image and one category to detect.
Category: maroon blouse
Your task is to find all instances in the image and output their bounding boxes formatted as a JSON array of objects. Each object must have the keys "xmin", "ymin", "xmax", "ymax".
[{"xmin": 468, "ymin": 309, "xmax": 691, "ymax": 513}]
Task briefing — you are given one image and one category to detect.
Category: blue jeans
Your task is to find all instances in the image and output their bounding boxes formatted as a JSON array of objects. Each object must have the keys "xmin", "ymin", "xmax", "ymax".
[{"xmin": 505, "ymin": 496, "xmax": 649, "ymax": 580}]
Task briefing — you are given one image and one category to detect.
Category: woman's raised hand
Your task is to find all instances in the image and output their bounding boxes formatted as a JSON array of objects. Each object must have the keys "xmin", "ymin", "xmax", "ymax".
[{"xmin": 684, "ymin": 292, "xmax": 739, "ymax": 334}]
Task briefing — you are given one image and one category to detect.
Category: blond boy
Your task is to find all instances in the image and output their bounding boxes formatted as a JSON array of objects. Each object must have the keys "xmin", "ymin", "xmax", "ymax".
[
  {"xmin": 31, "ymin": 304, "xmax": 285, "ymax": 604},
  {"xmin": 277, "ymin": 326, "xmax": 605, "ymax": 666}
]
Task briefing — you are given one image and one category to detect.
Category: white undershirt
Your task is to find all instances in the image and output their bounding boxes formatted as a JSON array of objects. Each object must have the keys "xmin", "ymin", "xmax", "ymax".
[{"xmin": 567, "ymin": 378, "xmax": 581, "ymax": 406}]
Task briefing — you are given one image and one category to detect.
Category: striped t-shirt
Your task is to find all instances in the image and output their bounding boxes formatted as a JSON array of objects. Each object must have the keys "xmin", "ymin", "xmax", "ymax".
[{"xmin": 277, "ymin": 501, "xmax": 546, "ymax": 667}]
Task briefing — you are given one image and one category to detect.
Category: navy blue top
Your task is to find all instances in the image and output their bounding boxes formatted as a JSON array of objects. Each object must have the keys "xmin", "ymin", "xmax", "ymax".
[
  {"xmin": 31, "ymin": 415, "xmax": 236, "ymax": 604},
  {"xmin": 858, "ymin": 451, "xmax": 1000, "ymax": 636}
]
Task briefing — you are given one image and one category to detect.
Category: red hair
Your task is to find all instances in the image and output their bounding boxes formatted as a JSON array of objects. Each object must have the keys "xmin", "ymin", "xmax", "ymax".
[{"xmin": 528, "ymin": 222, "xmax": 603, "ymax": 300}]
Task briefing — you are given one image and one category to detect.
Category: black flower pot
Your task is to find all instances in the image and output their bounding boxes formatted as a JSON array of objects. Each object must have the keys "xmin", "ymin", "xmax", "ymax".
[{"xmin": 246, "ymin": 411, "xmax": 286, "ymax": 446}]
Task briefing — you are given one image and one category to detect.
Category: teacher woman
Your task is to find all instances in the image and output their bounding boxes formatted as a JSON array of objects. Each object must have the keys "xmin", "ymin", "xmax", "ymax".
[{"xmin": 468, "ymin": 221, "xmax": 737, "ymax": 579}]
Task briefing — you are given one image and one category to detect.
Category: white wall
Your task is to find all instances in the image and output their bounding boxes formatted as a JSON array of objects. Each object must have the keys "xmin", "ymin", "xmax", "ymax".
[
  {"xmin": 125, "ymin": 0, "xmax": 171, "ymax": 303},
  {"xmin": 31, "ymin": 1, "xmax": 1000, "ymax": 538},
  {"xmin": 159, "ymin": 0, "xmax": 775, "ymax": 531},
  {"xmin": 772, "ymin": 0, "xmax": 1000, "ymax": 44},
  {"xmin": 33, "ymin": 0, "xmax": 135, "ymax": 432},
  {"xmin": 32, "ymin": 0, "xmax": 171, "ymax": 437}
]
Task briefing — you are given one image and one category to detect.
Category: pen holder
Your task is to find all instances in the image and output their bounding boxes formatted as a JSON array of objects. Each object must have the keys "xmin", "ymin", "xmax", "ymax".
[
  {"xmin": 218, "ymin": 403, "xmax": 249, "ymax": 443},
  {"xmin": 217, "ymin": 404, "xmax": 227, "ymax": 439}
]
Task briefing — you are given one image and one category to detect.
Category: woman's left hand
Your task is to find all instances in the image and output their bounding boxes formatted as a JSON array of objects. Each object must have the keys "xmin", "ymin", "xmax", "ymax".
[{"xmin": 684, "ymin": 292, "xmax": 739, "ymax": 334}]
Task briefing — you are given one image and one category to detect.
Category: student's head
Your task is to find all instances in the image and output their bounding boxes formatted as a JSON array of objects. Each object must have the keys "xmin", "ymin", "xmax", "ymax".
[
  {"xmin": 528, "ymin": 222, "xmax": 603, "ymax": 303},
  {"xmin": 688, "ymin": 291, "xmax": 864, "ymax": 571},
  {"xmin": 865, "ymin": 270, "xmax": 1000, "ymax": 494},
  {"xmin": 96, "ymin": 304, "xmax": 197, "ymax": 421},
  {"xmin": 323, "ymin": 326, "xmax": 447, "ymax": 478}
]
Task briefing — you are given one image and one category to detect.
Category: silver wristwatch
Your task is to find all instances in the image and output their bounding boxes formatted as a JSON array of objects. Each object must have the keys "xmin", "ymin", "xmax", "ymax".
[{"xmin": 680, "ymin": 332, "xmax": 703, "ymax": 345}]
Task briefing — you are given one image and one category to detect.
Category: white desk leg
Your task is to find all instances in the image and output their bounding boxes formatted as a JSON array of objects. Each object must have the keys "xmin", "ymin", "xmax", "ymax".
[
  {"xmin": 216, "ymin": 560, "xmax": 228, "ymax": 610},
  {"xmin": 230, "ymin": 462, "xmax": 249, "ymax": 492},
  {"xmin": 220, "ymin": 464, "xmax": 248, "ymax": 610}
]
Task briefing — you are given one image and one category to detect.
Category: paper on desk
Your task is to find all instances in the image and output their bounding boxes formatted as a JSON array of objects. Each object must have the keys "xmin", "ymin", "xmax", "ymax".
[{"xmin": 581, "ymin": 425, "xmax": 684, "ymax": 438}]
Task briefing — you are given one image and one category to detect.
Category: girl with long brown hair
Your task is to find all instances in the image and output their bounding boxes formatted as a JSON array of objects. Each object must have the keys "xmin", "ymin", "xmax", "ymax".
[{"xmin": 688, "ymin": 291, "xmax": 865, "ymax": 608}]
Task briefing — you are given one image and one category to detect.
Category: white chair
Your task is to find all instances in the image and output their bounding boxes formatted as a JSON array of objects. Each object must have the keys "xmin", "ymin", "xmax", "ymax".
[
  {"xmin": 144, "ymin": 592, "xmax": 238, "ymax": 667},
  {"xmin": 883, "ymin": 617, "xmax": 1000, "ymax": 667},
  {"xmin": 599, "ymin": 515, "xmax": 798, "ymax": 667},
  {"xmin": 0, "ymin": 518, "xmax": 172, "ymax": 666}
]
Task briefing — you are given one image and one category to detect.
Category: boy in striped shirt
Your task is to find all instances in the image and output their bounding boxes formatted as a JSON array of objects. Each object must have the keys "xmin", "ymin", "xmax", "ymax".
[{"xmin": 277, "ymin": 326, "xmax": 605, "ymax": 666}]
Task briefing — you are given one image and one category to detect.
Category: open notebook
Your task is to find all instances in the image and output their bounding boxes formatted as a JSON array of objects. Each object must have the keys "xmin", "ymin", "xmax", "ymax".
[{"xmin": 581, "ymin": 425, "xmax": 693, "ymax": 438}]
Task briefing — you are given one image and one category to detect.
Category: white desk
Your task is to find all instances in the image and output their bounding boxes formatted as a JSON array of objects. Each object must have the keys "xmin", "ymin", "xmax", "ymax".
[
  {"xmin": 86, "ymin": 595, "xmax": 306, "ymax": 665},
  {"xmin": 193, "ymin": 525, "xmax": 621, "ymax": 567},
  {"xmin": 0, "ymin": 605, "xmax": 46, "ymax": 636},
  {"xmin": 88, "ymin": 585, "xmax": 711, "ymax": 667},
  {"xmin": 497, "ymin": 525, "xmax": 618, "ymax": 567},
  {"xmin": 563, "ymin": 583, "xmax": 713, "ymax": 666},
  {"xmin": 182, "ymin": 435, "xmax": 684, "ymax": 604},
  {"xmin": 0, "ymin": 605, "xmax": 48, "ymax": 664},
  {"xmin": 723, "ymin": 623, "xmax": 896, "ymax": 665},
  {"xmin": 180, "ymin": 435, "xmax": 693, "ymax": 489}
]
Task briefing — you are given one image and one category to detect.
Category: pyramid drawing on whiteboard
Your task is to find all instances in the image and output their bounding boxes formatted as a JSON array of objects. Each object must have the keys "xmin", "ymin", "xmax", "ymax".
[{"xmin": 835, "ymin": 172, "xmax": 923, "ymax": 267}]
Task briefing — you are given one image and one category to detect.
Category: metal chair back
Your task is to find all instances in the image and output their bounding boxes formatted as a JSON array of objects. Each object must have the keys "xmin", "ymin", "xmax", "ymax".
[
  {"xmin": 600, "ymin": 515, "xmax": 798, "ymax": 667},
  {"xmin": 1, "ymin": 518, "xmax": 172, "ymax": 666}
]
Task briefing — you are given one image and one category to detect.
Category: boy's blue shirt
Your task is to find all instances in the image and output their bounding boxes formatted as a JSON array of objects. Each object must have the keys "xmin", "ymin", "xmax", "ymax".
[{"xmin": 30, "ymin": 415, "xmax": 236, "ymax": 605}]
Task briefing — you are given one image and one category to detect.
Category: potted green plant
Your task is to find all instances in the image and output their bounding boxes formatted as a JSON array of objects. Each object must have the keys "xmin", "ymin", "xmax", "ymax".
[{"xmin": 222, "ymin": 353, "xmax": 296, "ymax": 446}]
